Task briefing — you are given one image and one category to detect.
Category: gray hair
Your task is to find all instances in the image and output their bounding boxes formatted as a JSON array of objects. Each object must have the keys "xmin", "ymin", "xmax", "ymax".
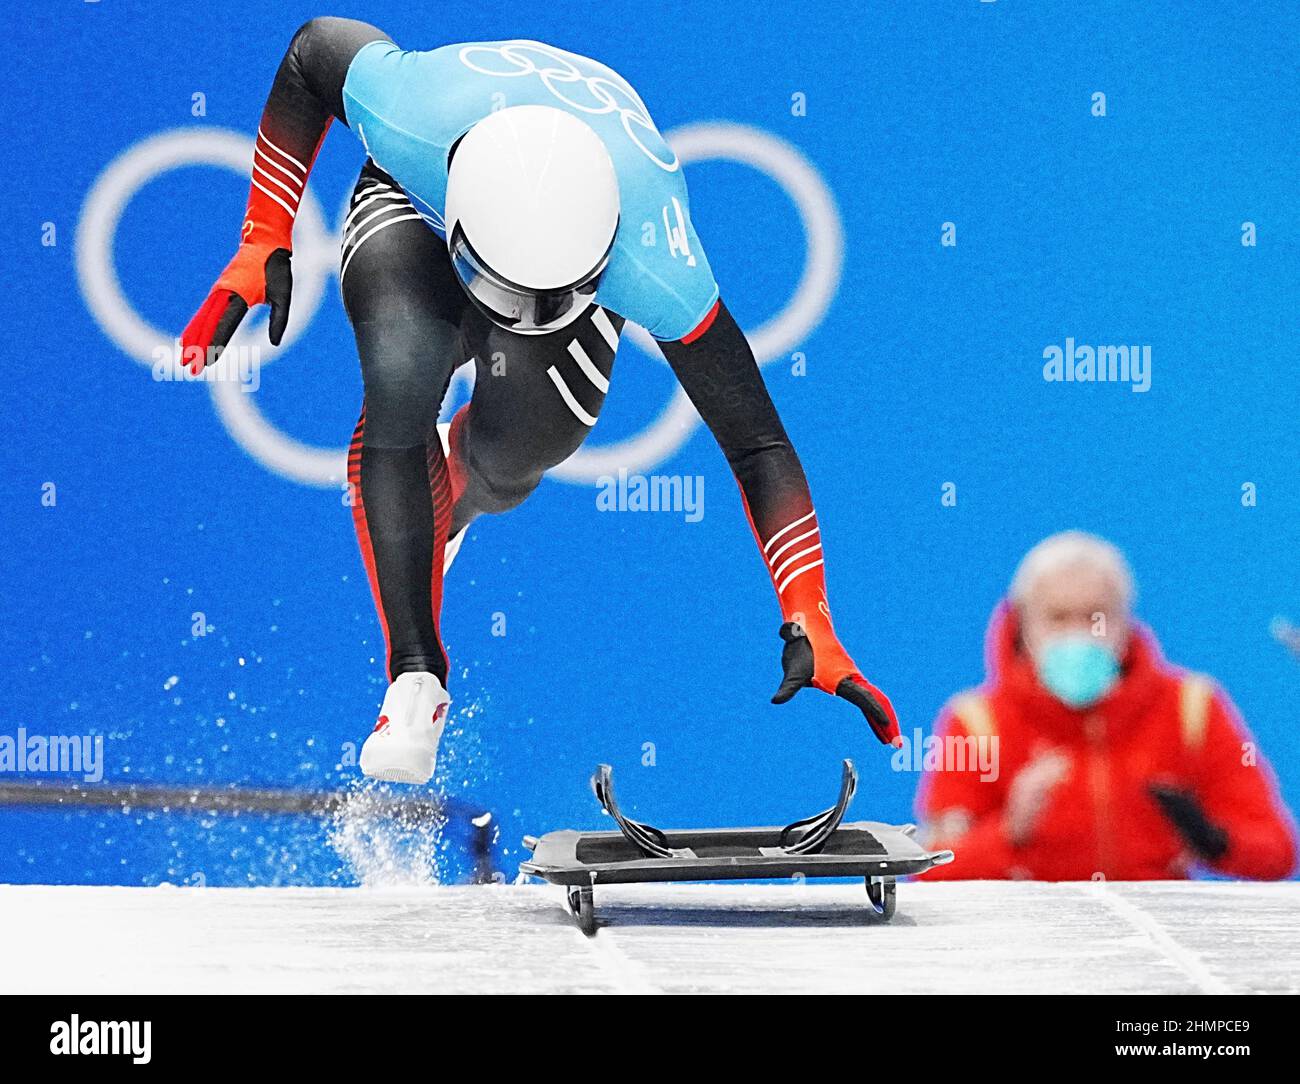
[{"xmin": 1009, "ymin": 530, "xmax": 1135, "ymax": 610}]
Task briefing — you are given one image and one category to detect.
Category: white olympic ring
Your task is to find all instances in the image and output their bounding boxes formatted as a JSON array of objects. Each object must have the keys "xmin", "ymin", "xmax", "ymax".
[
  {"xmin": 76, "ymin": 123, "xmax": 842, "ymax": 488},
  {"xmin": 76, "ymin": 129, "xmax": 346, "ymax": 485}
]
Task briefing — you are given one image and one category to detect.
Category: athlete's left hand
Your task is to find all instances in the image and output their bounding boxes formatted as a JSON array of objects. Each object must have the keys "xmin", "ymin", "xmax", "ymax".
[{"xmin": 771, "ymin": 622, "xmax": 901, "ymax": 746}]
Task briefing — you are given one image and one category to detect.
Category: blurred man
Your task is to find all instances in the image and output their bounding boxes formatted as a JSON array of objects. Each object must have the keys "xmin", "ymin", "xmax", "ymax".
[{"xmin": 918, "ymin": 531, "xmax": 1295, "ymax": 880}]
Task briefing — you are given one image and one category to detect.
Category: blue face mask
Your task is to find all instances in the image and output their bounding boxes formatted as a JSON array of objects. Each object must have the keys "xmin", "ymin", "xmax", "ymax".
[{"xmin": 1035, "ymin": 636, "xmax": 1120, "ymax": 708}]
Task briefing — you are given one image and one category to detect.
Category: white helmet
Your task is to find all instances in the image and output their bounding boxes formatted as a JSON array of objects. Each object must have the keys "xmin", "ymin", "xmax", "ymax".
[{"xmin": 445, "ymin": 104, "xmax": 620, "ymax": 335}]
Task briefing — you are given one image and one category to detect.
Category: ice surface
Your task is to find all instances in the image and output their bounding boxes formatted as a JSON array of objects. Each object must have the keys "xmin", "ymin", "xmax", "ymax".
[{"xmin": 2, "ymin": 880, "xmax": 1296, "ymax": 994}]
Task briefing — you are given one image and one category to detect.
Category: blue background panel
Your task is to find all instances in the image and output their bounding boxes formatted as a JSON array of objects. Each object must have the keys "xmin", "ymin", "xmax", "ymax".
[{"xmin": 1, "ymin": 2, "xmax": 1296, "ymax": 884}]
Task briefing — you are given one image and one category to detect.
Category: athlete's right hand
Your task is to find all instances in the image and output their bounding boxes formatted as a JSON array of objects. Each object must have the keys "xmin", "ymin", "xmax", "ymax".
[{"xmin": 180, "ymin": 244, "xmax": 293, "ymax": 373}]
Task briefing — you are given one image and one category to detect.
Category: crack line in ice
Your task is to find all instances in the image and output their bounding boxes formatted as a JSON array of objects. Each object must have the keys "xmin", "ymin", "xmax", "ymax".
[{"xmin": 1080, "ymin": 883, "xmax": 1232, "ymax": 995}]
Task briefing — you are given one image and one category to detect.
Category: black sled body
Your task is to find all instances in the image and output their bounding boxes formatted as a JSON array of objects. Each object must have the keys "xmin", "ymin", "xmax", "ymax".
[{"xmin": 520, "ymin": 761, "xmax": 954, "ymax": 934}]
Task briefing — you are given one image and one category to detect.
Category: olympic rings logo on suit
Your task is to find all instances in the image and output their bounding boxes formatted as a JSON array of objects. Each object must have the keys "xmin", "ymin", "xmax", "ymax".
[
  {"xmin": 458, "ymin": 41, "xmax": 676, "ymax": 172},
  {"xmin": 75, "ymin": 124, "xmax": 843, "ymax": 489}
]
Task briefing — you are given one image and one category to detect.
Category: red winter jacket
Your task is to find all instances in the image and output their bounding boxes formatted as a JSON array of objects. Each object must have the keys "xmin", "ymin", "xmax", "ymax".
[{"xmin": 916, "ymin": 603, "xmax": 1296, "ymax": 881}]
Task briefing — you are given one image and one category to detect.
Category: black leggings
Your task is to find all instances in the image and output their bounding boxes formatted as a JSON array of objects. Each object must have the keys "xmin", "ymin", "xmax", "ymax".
[{"xmin": 341, "ymin": 162, "xmax": 625, "ymax": 683}]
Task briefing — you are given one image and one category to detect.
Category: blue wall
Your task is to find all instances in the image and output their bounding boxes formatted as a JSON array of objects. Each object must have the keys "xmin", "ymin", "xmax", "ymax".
[{"xmin": 3, "ymin": 2, "xmax": 1296, "ymax": 884}]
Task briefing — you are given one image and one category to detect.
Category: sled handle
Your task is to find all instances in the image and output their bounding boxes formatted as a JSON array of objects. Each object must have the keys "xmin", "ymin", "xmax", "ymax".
[
  {"xmin": 591, "ymin": 764, "xmax": 673, "ymax": 859},
  {"xmin": 779, "ymin": 759, "xmax": 858, "ymax": 855}
]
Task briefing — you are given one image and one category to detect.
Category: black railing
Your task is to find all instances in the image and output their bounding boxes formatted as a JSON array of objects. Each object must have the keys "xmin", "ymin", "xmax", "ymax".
[{"xmin": 0, "ymin": 780, "xmax": 499, "ymax": 884}]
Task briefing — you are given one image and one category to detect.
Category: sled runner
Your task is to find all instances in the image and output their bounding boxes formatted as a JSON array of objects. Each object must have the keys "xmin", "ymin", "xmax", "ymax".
[{"xmin": 520, "ymin": 760, "xmax": 954, "ymax": 934}]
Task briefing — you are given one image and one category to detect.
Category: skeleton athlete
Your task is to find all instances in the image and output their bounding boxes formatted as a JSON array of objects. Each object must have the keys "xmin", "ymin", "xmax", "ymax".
[{"xmin": 181, "ymin": 18, "xmax": 901, "ymax": 783}]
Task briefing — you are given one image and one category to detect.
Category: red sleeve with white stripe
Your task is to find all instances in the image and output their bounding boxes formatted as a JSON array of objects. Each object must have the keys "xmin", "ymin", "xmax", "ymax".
[
  {"xmin": 659, "ymin": 299, "xmax": 895, "ymax": 720},
  {"xmin": 745, "ymin": 498, "xmax": 860, "ymax": 695},
  {"xmin": 248, "ymin": 125, "xmax": 318, "ymax": 245},
  {"xmin": 181, "ymin": 19, "xmax": 389, "ymax": 368},
  {"xmin": 213, "ymin": 124, "xmax": 325, "ymax": 295},
  {"xmin": 229, "ymin": 17, "xmax": 390, "ymax": 264},
  {"xmin": 210, "ymin": 34, "xmax": 339, "ymax": 306}
]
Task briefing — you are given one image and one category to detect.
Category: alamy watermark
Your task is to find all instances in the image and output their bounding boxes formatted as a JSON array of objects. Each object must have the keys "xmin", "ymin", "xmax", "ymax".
[
  {"xmin": 596, "ymin": 468, "xmax": 704, "ymax": 523},
  {"xmin": 152, "ymin": 342, "xmax": 261, "ymax": 392},
  {"xmin": 1042, "ymin": 338, "xmax": 1151, "ymax": 393},
  {"xmin": 50, "ymin": 1015, "xmax": 151, "ymax": 1064},
  {"xmin": 1, "ymin": 729, "xmax": 104, "ymax": 783},
  {"xmin": 891, "ymin": 728, "xmax": 1000, "ymax": 782}
]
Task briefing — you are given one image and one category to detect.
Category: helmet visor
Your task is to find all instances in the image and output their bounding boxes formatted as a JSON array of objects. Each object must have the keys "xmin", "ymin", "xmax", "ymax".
[{"xmin": 448, "ymin": 222, "xmax": 608, "ymax": 336}]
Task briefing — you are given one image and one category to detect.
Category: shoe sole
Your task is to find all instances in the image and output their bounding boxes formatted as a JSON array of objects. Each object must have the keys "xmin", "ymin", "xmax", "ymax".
[{"xmin": 363, "ymin": 765, "xmax": 432, "ymax": 785}]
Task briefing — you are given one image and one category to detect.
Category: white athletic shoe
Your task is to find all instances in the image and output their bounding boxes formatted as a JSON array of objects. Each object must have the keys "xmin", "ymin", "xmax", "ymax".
[
  {"xmin": 438, "ymin": 421, "xmax": 469, "ymax": 575},
  {"xmin": 359, "ymin": 672, "xmax": 451, "ymax": 785}
]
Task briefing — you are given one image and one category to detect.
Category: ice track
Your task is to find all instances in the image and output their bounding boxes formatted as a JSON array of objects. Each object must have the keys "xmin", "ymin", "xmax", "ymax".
[{"xmin": 2, "ymin": 881, "xmax": 1296, "ymax": 994}]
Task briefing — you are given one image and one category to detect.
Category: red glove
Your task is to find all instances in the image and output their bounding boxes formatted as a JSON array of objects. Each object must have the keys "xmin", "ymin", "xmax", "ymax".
[
  {"xmin": 180, "ymin": 124, "xmax": 320, "ymax": 373},
  {"xmin": 180, "ymin": 243, "xmax": 292, "ymax": 374},
  {"xmin": 771, "ymin": 620, "xmax": 901, "ymax": 746},
  {"xmin": 753, "ymin": 507, "xmax": 900, "ymax": 745}
]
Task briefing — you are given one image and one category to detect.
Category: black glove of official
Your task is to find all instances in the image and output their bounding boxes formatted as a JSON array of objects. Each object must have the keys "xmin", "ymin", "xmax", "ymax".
[{"xmin": 1148, "ymin": 784, "xmax": 1229, "ymax": 861}]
